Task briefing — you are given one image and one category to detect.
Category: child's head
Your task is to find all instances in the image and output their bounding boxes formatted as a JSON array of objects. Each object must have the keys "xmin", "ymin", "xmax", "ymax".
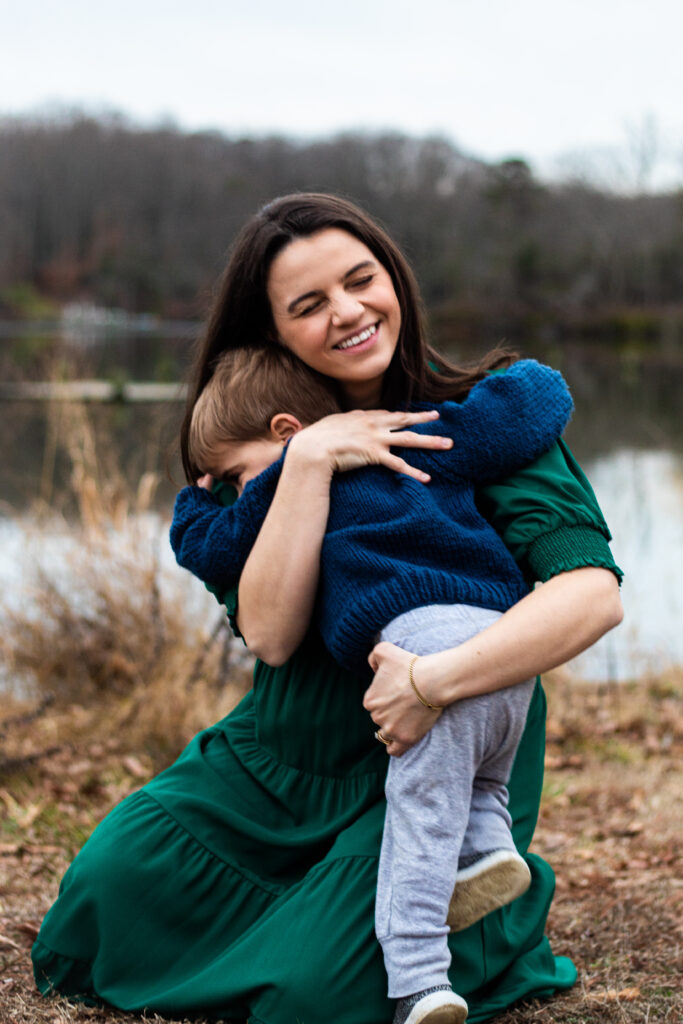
[{"xmin": 189, "ymin": 345, "xmax": 340, "ymax": 489}]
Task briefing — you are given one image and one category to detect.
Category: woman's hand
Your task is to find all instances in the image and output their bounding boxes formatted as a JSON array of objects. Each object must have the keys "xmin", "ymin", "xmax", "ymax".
[
  {"xmin": 286, "ymin": 408, "xmax": 452, "ymax": 483},
  {"xmin": 363, "ymin": 642, "xmax": 442, "ymax": 757}
]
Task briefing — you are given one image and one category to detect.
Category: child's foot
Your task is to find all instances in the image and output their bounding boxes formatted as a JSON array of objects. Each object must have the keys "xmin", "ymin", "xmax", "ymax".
[
  {"xmin": 393, "ymin": 985, "xmax": 468, "ymax": 1024},
  {"xmin": 447, "ymin": 849, "xmax": 531, "ymax": 932}
]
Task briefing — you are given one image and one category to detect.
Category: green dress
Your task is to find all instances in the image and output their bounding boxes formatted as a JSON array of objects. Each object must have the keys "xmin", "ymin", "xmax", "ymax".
[{"xmin": 32, "ymin": 441, "xmax": 621, "ymax": 1023}]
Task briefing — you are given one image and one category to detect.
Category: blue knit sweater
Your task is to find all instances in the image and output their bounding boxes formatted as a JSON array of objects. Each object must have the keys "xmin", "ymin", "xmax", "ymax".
[{"xmin": 171, "ymin": 359, "xmax": 573, "ymax": 672}]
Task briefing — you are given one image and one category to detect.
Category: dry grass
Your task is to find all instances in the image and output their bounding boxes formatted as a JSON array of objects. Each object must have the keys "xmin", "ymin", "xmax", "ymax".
[
  {"xmin": 1, "ymin": 675, "xmax": 680, "ymax": 1024},
  {"xmin": 0, "ymin": 400, "xmax": 250, "ymax": 769}
]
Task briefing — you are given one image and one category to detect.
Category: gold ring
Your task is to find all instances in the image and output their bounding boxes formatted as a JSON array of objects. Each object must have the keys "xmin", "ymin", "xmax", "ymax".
[{"xmin": 375, "ymin": 730, "xmax": 390, "ymax": 745}]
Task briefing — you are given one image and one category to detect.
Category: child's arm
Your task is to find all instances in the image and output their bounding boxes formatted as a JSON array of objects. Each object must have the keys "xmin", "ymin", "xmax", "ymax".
[
  {"xmin": 408, "ymin": 360, "xmax": 574, "ymax": 483},
  {"xmin": 170, "ymin": 463, "xmax": 282, "ymax": 588}
]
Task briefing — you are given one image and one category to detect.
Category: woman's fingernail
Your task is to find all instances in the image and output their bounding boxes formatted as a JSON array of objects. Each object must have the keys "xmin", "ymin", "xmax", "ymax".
[{"xmin": 442, "ymin": 438, "xmax": 453, "ymax": 447}]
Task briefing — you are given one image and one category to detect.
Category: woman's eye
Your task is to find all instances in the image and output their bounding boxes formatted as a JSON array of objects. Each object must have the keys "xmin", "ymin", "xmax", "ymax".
[
  {"xmin": 350, "ymin": 275, "xmax": 373, "ymax": 289},
  {"xmin": 298, "ymin": 299, "xmax": 323, "ymax": 316}
]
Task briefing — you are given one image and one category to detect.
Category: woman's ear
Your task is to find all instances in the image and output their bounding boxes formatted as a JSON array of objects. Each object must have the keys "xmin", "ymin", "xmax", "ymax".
[{"xmin": 270, "ymin": 413, "xmax": 303, "ymax": 443}]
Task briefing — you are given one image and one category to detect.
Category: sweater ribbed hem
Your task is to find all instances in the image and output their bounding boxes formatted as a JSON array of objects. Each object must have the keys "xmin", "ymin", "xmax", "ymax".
[
  {"xmin": 527, "ymin": 526, "xmax": 623, "ymax": 585},
  {"xmin": 325, "ymin": 573, "xmax": 528, "ymax": 673}
]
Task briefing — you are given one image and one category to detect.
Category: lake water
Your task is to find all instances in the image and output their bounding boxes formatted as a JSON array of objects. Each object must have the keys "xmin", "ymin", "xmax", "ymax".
[{"xmin": 1, "ymin": 326, "xmax": 681, "ymax": 682}]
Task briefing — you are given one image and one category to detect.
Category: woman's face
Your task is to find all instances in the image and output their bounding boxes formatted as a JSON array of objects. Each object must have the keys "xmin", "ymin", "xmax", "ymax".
[{"xmin": 267, "ymin": 228, "xmax": 401, "ymax": 409}]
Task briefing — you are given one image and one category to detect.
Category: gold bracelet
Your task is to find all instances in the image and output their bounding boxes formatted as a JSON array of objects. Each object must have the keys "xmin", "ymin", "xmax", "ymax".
[{"xmin": 409, "ymin": 655, "xmax": 442, "ymax": 711}]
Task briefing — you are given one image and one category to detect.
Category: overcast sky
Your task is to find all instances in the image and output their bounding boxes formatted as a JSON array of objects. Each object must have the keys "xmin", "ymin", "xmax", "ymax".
[{"xmin": 2, "ymin": 0, "xmax": 681, "ymax": 189}]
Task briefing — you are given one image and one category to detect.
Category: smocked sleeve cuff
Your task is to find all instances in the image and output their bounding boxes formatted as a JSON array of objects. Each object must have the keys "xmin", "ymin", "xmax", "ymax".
[{"xmin": 526, "ymin": 525, "xmax": 623, "ymax": 585}]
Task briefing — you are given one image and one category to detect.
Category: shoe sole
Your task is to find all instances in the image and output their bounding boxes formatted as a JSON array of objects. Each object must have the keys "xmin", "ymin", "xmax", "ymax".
[
  {"xmin": 403, "ymin": 991, "xmax": 468, "ymax": 1024},
  {"xmin": 447, "ymin": 851, "xmax": 531, "ymax": 932}
]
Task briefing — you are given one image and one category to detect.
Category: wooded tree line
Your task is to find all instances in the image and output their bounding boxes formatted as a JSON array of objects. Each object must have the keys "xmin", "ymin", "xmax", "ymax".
[{"xmin": 1, "ymin": 113, "xmax": 681, "ymax": 336}]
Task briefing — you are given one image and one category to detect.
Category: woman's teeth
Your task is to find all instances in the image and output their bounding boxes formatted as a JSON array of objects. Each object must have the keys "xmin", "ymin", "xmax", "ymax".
[{"xmin": 335, "ymin": 324, "xmax": 377, "ymax": 350}]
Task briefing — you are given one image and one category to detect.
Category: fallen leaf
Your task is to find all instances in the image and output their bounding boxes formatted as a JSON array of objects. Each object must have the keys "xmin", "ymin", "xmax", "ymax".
[
  {"xmin": 587, "ymin": 986, "xmax": 642, "ymax": 1004},
  {"xmin": 18, "ymin": 801, "xmax": 44, "ymax": 829},
  {"xmin": 16, "ymin": 921, "xmax": 39, "ymax": 941},
  {"xmin": 544, "ymin": 754, "xmax": 585, "ymax": 770},
  {"xmin": 608, "ymin": 987, "xmax": 641, "ymax": 1001},
  {"xmin": 0, "ymin": 933, "xmax": 21, "ymax": 950},
  {"xmin": 66, "ymin": 759, "xmax": 97, "ymax": 776},
  {"xmin": 612, "ymin": 820, "xmax": 644, "ymax": 837},
  {"xmin": 0, "ymin": 789, "xmax": 21, "ymax": 816},
  {"xmin": 24, "ymin": 844, "xmax": 63, "ymax": 855},
  {"xmin": 122, "ymin": 755, "xmax": 147, "ymax": 779},
  {"xmin": 0, "ymin": 789, "xmax": 44, "ymax": 829}
]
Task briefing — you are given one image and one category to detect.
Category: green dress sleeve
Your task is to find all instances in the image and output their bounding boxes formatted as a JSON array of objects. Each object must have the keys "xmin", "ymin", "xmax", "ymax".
[{"xmin": 477, "ymin": 439, "xmax": 623, "ymax": 584}]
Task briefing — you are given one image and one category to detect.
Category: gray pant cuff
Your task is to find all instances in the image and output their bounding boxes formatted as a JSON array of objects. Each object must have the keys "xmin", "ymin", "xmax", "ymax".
[{"xmin": 388, "ymin": 969, "xmax": 452, "ymax": 999}]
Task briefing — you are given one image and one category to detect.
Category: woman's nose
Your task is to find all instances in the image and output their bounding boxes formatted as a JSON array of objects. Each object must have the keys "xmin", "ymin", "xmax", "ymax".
[{"xmin": 329, "ymin": 292, "xmax": 364, "ymax": 326}]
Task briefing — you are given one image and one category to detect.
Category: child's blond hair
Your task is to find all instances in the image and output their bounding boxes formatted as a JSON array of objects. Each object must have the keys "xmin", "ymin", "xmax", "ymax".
[{"xmin": 189, "ymin": 346, "xmax": 340, "ymax": 474}]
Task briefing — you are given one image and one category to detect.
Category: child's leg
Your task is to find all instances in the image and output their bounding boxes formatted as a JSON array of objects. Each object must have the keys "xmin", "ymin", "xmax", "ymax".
[
  {"xmin": 456, "ymin": 667, "xmax": 535, "ymax": 861},
  {"xmin": 376, "ymin": 604, "xmax": 534, "ymax": 1012},
  {"xmin": 376, "ymin": 707, "xmax": 473, "ymax": 998},
  {"xmin": 375, "ymin": 607, "xmax": 502, "ymax": 1001},
  {"xmin": 446, "ymin": 675, "xmax": 535, "ymax": 932}
]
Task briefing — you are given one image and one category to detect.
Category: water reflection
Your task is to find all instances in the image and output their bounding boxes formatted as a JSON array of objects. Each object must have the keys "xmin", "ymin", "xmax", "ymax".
[
  {"xmin": 1, "ymin": 329, "xmax": 681, "ymax": 678},
  {"xmin": 567, "ymin": 449, "xmax": 683, "ymax": 680}
]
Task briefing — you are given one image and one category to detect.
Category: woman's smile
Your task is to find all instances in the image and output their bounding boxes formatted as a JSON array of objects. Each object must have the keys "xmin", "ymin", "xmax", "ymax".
[
  {"xmin": 267, "ymin": 228, "xmax": 402, "ymax": 408},
  {"xmin": 334, "ymin": 321, "xmax": 379, "ymax": 352}
]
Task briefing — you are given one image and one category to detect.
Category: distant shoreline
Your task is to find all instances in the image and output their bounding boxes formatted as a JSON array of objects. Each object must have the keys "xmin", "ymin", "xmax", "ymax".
[{"xmin": 2, "ymin": 302, "xmax": 683, "ymax": 350}]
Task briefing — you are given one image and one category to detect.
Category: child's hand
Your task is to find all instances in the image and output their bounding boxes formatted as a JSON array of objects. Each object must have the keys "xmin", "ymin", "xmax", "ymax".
[
  {"xmin": 196, "ymin": 474, "xmax": 213, "ymax": 490},
  {"xmin": 363, "ymin": 642, "xmax": 443, "ymax": 757}
]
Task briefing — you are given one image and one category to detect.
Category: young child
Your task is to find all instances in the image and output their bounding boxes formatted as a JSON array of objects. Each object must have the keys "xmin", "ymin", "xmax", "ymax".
[{"xmin": 171, "ymin": 345, "xmax": 574, "ymax": 1024}]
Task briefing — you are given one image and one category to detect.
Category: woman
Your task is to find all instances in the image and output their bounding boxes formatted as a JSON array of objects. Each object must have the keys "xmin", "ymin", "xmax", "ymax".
[{"xmin": 33, "ymin": 193, "xmax": 623, "ymax": 1024}]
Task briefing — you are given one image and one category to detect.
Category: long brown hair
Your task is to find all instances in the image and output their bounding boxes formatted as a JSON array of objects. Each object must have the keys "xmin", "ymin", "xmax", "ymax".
[{"xmin": 180, "ymin": 192, "xmax": 513, "ymax": 482}]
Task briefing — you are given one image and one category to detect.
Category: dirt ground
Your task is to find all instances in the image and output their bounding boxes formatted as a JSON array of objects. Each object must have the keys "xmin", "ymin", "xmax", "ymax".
[{"xmin": 1, "ymin": 673, "xmax": 681, "ymax": 1024}]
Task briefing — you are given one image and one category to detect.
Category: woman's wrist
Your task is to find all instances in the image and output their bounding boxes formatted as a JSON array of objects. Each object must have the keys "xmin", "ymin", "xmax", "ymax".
[
  {"xmin": 411, "ymin": 651, "xmax": 464, "ymax": 708},
  {"xmin": 286, "ymin": 429, "xmax": 335, "ymax": 485}
]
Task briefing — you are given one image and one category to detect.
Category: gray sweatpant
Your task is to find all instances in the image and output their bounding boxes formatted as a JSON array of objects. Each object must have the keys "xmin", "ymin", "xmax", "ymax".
[{"xmin": 376, "ymin": 603, "xmax": 535, "ymax": 998}]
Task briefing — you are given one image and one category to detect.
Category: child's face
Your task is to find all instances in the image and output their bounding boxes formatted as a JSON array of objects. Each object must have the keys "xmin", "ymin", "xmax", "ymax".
[{"xmin": 207, "ymin": 436, "xmax": 285, "ymax": 495}]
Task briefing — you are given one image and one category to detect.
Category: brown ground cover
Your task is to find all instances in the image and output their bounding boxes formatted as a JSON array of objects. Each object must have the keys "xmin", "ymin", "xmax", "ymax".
[{"xmin": 0, "ymin": 670, "xmax": 680, "ymax": 1024}]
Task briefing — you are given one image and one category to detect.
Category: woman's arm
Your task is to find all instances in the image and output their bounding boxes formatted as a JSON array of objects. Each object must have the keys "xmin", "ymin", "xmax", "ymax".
[
  {"xmin": 234, "ymin": 441, "xmax": 330, "ymax": 663},
  {"xmin": 364, "ymin": 438, "xmax": 623, "ymax": 755},
  {"xmin": 235, "ymin": 408, "xmax": 452, "ymax": 663},
  {"xmin": 364, "ymin": 566, "xmax": 623, "ymax": 756}
]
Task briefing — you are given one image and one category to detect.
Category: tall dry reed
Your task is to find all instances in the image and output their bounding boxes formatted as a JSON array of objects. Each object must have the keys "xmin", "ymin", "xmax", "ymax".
[{"xmin": 0, "ymin": 400, "xmax": 251, "ymax": 771}]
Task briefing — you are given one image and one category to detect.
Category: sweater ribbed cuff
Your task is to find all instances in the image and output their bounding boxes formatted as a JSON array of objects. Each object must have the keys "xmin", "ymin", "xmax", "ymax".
[{"xmin": 527, "ymin": 526, "xmax": 623, "ymax": 585}]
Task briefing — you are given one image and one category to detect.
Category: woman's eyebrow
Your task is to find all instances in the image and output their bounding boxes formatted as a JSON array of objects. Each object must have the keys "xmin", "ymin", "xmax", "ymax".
[
  {"xmin": 343, "ymin": 259, "xmax": 375, "ymax": 279},
  {"xmin": 286, "ymin": 260, "xmax": 376, "ymax": 313}
]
